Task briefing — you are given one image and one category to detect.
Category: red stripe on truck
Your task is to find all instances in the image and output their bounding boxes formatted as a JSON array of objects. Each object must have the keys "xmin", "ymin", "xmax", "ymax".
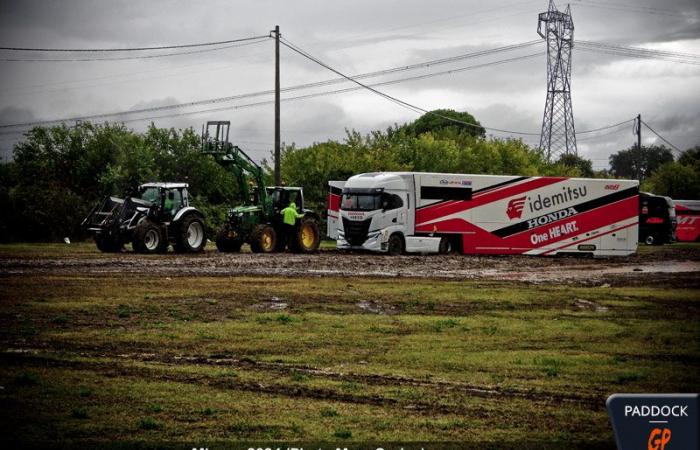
[
  {"xmin": 416, "ymin": 195, "xmax": 637, "ymax": 254},
  {"xmin": 542, "ymin": 221, "xmax": 637, "ymax": 255},
  {"xmin": 416, "ymin": 177, "xmax": 566, "ymax": 225},
  {"xmin": 327, "ymin": 193, "xmax": 341, "ymax": 213}
]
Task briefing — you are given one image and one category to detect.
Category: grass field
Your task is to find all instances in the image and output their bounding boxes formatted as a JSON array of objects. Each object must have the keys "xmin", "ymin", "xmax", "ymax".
[{"xmin": 1, "ymin": 244, "xmax": 699, "ymax": 446}]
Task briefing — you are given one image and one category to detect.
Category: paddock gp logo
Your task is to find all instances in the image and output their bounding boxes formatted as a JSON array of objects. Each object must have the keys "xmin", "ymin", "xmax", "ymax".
[{"xmin": 606, "ymin": 393, "xmax": 698, "ymax": 450}]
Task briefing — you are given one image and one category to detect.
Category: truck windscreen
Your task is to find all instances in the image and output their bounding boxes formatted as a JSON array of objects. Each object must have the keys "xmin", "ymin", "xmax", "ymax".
[{"xmin": 341, "ymin": 193, "xmax": 381, "ymax": 211}]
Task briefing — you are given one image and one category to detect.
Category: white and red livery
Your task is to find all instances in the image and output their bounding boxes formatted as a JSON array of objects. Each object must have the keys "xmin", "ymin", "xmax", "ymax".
[
  {"xmin": 328, "ymin": 172, "xmax": 639, "ymax": 256},
  {"xmin": 674, "ymin": 200, "xmax": 700, "ymax": 242}
]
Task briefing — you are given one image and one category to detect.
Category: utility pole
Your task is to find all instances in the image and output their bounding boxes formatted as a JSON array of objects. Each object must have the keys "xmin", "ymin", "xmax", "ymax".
[
  {"xmin": 634, "ymin": 113, "xmax": 642, "ymax": 180},
  {"xmin": 636, "ymin": 113, "xmax": 642, "ymax": 151},
  {"xmin": 273, "ymin": 25, "xmax": 281, "ymax": 186}
]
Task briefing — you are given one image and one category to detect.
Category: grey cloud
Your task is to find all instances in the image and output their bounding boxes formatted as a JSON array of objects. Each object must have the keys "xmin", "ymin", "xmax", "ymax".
[{"xmin": 0, "ymin": 0, "xmax": 698, "ymax": 166}]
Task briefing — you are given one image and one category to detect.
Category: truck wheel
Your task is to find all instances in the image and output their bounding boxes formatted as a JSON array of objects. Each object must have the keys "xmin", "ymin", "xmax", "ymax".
[
  {"xmin": 290, "ymin": 220, "xmax": 320, "ymax": 253},
  {"xmin": 174, "ymin": 214, "xmax": 207, "ymax": 253},
  {"xmin": 438, "ymin": 237, "xmax": 451, "ymax": 254},
  {"xmin": 215, "ymin": 228, "xmax": 242, "ymax": 253},
  {"xmin": 250, "ymin": 225, "xmax": 277, "ymax": 253},
  {"xmin": 387, "ymin": 233, "xmax": 405, "ymax": 256},
  {"xmin": 94, "ymin": 236, "xmax": 122, "ymax": 253},
  {"xmin": 133, "ymin": 221, "xmax": 167, "ymax": 254},
  {"xmin": 645, "ymin": 235, "xmax": 655, "ymax": 245}
]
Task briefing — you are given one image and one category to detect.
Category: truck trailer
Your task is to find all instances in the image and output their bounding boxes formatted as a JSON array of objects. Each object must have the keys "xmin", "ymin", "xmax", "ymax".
[
  {"xmin": 674, "ymin": 199, "xmax": 700, "ymax": 242},
  {"xmin": 327, "ymin": 172, "xmax": 639, "ymax": 256}
]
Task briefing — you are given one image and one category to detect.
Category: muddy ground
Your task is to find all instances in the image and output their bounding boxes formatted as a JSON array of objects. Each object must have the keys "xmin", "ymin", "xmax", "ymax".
[
  {"xmin": 1, "ymin": 243, "xmax": 698, "ymax": 443},
  {"xmin": 1, "ymin": 244, "xmax": 699, "ymax": 286}
]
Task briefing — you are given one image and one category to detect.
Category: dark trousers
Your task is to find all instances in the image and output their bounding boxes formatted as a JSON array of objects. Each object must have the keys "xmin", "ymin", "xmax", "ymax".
[{"xmin": 282, "ymin": 223, "xmax": 295, "ymax": 249}]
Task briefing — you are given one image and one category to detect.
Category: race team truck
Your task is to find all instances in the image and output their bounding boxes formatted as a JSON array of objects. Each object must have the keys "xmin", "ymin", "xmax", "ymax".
[
  {"xmin": 327, "ymin": 172, "xmax": 639, "ymax": 256},
  {"xmin": 674, "ymin": 199, "xmax": 700, "ymax": 242}
]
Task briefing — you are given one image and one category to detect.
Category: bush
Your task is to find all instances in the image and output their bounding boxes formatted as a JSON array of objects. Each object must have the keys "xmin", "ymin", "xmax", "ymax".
[{"xmin": 1, "ymin": 122, "xmax": 241, "ymax": 242}]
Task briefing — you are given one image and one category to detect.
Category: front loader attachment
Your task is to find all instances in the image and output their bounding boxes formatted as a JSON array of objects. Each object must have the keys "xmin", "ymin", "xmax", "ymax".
[{"xmin": 82, "ymin": 196, "xmax": 125, "ymax": 232}]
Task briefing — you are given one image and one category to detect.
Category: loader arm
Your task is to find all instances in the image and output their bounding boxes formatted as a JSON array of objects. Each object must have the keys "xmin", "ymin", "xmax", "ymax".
[{"xmin": 201, "ymin": 121, "xmax": 270, "ymax": 211}]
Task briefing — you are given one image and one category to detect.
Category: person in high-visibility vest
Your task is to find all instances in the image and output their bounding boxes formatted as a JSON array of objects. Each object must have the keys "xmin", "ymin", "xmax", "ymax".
[{"xmin": 280, "ymin": 201, "xmax": 304, "ymax": 249}]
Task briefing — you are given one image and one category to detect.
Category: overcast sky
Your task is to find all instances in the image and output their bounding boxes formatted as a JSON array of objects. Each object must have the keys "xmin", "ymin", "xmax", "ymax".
[{"xmin": 0, "ymin": 0, "xmax": 698, "ymax": 169}]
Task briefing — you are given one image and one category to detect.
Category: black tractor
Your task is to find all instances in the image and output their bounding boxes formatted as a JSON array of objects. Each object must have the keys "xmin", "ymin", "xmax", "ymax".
[{"xmin": 82, "ymin": 183, "xmax": 207, "ymax": 254}]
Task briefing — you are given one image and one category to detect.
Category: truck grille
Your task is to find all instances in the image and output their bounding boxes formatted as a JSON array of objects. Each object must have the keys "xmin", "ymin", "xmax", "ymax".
[{"xmin": 342, "ymin": 217, "xmax": 371, "ymax": 246}]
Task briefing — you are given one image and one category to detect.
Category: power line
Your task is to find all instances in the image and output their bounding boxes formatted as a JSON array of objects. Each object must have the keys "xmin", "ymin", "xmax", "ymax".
[
  {"xmin": 4, "ymin": 39, "xmax": 542, "ymax": 98},
  {"xmin": 0, "ymin": 37, "xmax": 271, "ymax": 62},
  {"xmin": 279, "ymin": 37, "xmax": 539, "ymax": 136},
  {"xmin": 577, "ymin": 118, "xmax": 636, "ymax": 134},
  {"xmin": 641, "ymin": 120, "xmax": 683, "ymax": 154},
  {"xmin": 0, "ymin": 52, "xmax": 546, "ymax": 135},
  {"xmin": 0, "ymin": 36, "xmax": 665, "ymax": 145},
  {"xmin": 576, "ymin": 124, "xmax": 632, "ymax": 142},
  {"xmin": 277, "ymin": 38, "xmax": 660, "ymax": 140},
  {"xmin": 579, "ymin": 47, "xmax": 700, "ymax": 66},
  {"xmin": 580, "ymin": 41, "xmax": 700, "ymax": 60},
  {"xmin": 0, "ymin": 40, "xmax": 544, "ymax": 129},
  {"xmin": 577, "ymin": 41, "xmax": 700, "ymax": 65},
  {"xmin": 0, "ymin": 40, "xmax": 636, "ymax": 141},
  {"xmin": 0, "ymin": 34, "xmax": 272, "ymax": 52}
]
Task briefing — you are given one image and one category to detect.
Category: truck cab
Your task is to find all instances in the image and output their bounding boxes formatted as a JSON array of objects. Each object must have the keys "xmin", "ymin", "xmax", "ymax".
[{"xmin": 335, "ymin": 173, "xmax": 444, "ymax": 254}]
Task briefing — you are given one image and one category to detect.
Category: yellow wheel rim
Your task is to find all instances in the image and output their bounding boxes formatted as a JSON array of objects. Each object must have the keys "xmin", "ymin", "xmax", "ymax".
[
  {"xmin": 262, "ymin": 229, "xmax": 274, "ymax": 251},
  {"xmin": 301, "ymin": 223, "xmax": 315, "ymax": 248}
]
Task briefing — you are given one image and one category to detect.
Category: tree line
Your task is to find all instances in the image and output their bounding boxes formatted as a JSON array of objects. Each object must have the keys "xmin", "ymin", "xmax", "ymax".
[{"xmin": 0, "ymin": 110, "xmax": 697, "ymax": 242}]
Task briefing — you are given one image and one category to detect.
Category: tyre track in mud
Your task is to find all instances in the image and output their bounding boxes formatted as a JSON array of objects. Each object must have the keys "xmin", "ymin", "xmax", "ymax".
[
  {"xmin": 1, "ymin": 347, "xmax": 603, "ymax": 409},
  {"xmin": 1, "ymin": 249, "xmax": 699, "ymax": 285}
]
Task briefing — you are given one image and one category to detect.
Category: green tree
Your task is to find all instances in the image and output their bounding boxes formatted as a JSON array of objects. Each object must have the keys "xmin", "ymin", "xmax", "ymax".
[
  {"xmin": 404, "ymin": 109, "xmax": 485, "ymax": 138},
  {"xmin": 278, "ymin": 124, "xmax": 551, "ymax": 214},
  {"xmin": 609, "ymin": 145, "xmax": 674, "ymax": 181},
  {"xmin": 556, "ymin": 153, "xmax": 594, "ymax": 177},
  {"xmin": 4, "ymin": 121, "xmax": 243, "ymax": 241},
  {"xmin": 678, "ymin": 146, "xmax": 700, "ymax": 171},
  {"xmin": 643, "ymin": 162, "xmax": 700, "ymax": 199}
]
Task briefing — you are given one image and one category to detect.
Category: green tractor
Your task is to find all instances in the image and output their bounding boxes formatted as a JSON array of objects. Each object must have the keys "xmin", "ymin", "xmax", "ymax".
[{"xmin": 201, "ymin": 121, "xmax": 321, "ymax": 253}]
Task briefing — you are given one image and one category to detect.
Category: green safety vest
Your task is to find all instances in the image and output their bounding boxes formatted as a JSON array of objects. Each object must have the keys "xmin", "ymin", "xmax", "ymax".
[{"xmin": 281, "ymin": 203, "xmax": 304, "ymax": 226}]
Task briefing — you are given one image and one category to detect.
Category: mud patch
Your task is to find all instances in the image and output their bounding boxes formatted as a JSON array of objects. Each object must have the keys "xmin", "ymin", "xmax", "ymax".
[
  {"xmin": 0, "ymin": 349, "xmax": 602, "ymax": 410},
  {"xmin": 2, "ymin": 248, "xmax": 699, "ymax": 286},
  {"xmin": 356, "ymin": 300, "xmax": 396, "ymax": 315},
  {"xmin": 572, "ymin": 299, "xmax": 608, "ymax": 313}
]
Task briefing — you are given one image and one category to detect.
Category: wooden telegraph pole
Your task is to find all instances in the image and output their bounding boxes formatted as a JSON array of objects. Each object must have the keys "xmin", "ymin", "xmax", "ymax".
[{"xmin": 273, "ymin": 25, "xmax": 281, "ymax": 186}]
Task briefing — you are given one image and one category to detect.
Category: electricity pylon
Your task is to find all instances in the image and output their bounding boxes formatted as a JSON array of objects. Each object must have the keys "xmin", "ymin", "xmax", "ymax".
[{"xmin": 538, "ymin": 0, "xmax": 577, "ymax": 160}]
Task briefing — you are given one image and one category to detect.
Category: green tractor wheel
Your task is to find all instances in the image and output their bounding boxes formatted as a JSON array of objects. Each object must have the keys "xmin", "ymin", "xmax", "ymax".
[
  {"xmin": 250, "ymin": 224, "xmax": 277, "ymax": 253},
  {"xmin": 290, "ymin": 219, "xmax": 320, "ymax": 253},
  {"xmin": 216, "ymin": 228, "xmax": 243, "ymax": 253}
]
